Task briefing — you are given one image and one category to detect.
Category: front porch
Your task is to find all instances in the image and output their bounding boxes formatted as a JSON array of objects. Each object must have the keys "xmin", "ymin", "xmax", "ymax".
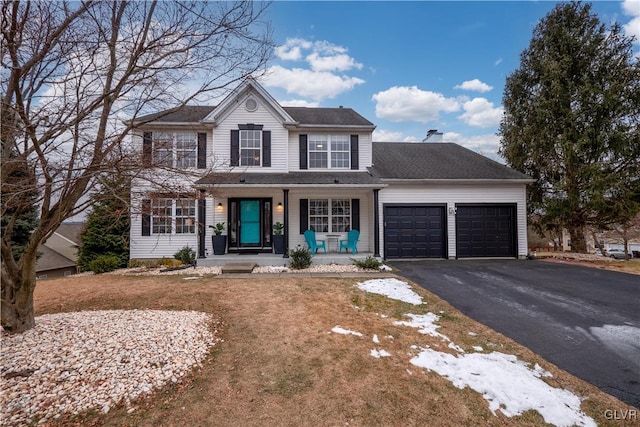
[{"xmin": 197, "ymin": 252, "xmax": 376, "ymax": 267}]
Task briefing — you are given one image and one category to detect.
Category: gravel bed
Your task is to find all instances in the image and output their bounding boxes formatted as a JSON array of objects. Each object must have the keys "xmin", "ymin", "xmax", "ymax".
[
  {"xmin": 546, "ymin": 252, "xmax": 622, "ymax": 262},
  {"xmin": 103, "ymin": 263, "xmax": 392, "ymax": 276},
  {"xmin": 0, "ymin": 310, "xmax": 221, "ymax": 426}
]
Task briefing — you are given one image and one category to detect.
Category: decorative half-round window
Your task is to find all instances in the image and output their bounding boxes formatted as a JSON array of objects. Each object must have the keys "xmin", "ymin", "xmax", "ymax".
[{"xmin": 245, "ymin": 97, "xmax": 258, "ymax": 112}]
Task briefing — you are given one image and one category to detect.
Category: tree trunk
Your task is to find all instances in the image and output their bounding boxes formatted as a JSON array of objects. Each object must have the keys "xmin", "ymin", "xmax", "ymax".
[
  {"xmin": 1, "ymin": 256, "xmax": 37, "ymax": 334},
  {"xmin": 568, "ymin": 225, "xmax": 588, "ymax": 253}
]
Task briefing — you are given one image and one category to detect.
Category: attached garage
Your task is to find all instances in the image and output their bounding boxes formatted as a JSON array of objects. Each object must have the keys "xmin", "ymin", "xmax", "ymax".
[
  {"xmin": 384, "ymin": 205, "xmax": 446, "ymax": 259},
  {"xmin": 456, "ymin": 204, "xmax": 517, "ymax": 258}
]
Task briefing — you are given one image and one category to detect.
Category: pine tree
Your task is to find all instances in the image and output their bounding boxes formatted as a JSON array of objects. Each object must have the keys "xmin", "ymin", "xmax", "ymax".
[
  {"xmin": 499, "ymin": 1, "xmax": 640, "ymax": 253},
  {"xmin": 78, "ymin": 178, "xmax": 130, "ymax": 271}
]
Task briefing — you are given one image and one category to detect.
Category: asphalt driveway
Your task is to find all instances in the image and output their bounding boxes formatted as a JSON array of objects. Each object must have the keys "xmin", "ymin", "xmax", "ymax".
[{"xmin": 389, "ymin": 259, "xmax": 640, "ymax": 408}]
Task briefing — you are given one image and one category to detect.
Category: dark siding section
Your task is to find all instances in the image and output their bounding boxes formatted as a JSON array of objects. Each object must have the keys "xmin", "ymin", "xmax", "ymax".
[
  {"xmin": 350, "ymin": 135, "xmax": 359, "ymax": 170},
  {"xmin": 300, "ymin": 199, "xmax": 308, "ymax": 233},
  {"xmin": 299, "ymin": 135, "xmax": 308, "ymax": 170},
  {"xmin": 197, "ymin": 132, "xmax": 207, "ymax": 169},
  {"xmin": 141, "ymin": 199, "xmax": 151, "ymax": 236},
  {"xmin": 351, "ymin": 199, "xmax": 360, "ymax": 231},
  {"xmin": 230, "ymin": 130, "xmax": 239, "ymax": 166},
  {"xmin": 262, "ymin": 131, "xmax": 271, "ymax": 167},
  {"xmin": 142, "ymin": 132, "xmax": 152, "ymax": 166}
]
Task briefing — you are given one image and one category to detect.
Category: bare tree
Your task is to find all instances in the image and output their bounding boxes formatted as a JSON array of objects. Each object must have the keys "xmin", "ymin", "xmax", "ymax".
[{"xmin": 1, "ymin": 0, "xmax": 272, "ymax": 333}]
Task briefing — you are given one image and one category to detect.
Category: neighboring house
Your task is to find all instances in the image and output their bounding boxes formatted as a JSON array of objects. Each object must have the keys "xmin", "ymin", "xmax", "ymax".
[
  {"xmin": 35, "ymin": 222, "xmax": 83, "ymax": 279},
  {"xmin": 129, "ymin": 79, "xmax": 532, "ymax": 261}
]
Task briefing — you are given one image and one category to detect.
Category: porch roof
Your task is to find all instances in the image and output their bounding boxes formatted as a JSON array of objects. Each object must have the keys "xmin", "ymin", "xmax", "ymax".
[{"xmin": 195, "ymin": 171, "xmax": 384, "ymax": 188}]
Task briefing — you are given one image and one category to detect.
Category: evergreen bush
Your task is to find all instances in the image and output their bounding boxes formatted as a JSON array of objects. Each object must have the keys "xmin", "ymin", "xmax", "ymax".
[
  {"xmin": 174, "ymin": 246, "xmax": 196, "ymax": 266},
  {"xmin": 87, "ymin": 254, "xmax": 121, "ymax": 274},
  {"xmin": 288, "ymin": 246, "xmax": 312, "ymax": 270},
  {"xmin": 351, "ymin": 256, "xmax": 382, "ymax": 270}
]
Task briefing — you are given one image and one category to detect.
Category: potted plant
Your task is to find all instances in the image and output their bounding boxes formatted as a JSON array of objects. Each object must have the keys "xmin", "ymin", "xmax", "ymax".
[
  {"xmin": 272, "ymin": 222, "xmax": 285, "ymax": 254},
  {"xmin": 209, "ymin": 223, "xmax": 226, "ymax": 255}
]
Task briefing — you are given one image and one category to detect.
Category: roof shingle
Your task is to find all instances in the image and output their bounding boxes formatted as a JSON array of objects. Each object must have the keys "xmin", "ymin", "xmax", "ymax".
[{"xmin": 371, "ymin": 142, "xmax": 531, "ymax": 181}]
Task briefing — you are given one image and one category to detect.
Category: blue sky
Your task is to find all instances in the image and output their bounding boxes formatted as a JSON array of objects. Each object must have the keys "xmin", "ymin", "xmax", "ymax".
[{"xmin": 255, "ymin": 1, "xmax": 640, "ymax": 161}]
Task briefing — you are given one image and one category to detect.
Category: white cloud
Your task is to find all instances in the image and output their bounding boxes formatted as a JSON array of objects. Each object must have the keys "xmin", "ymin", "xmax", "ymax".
[
  {"xmin": 621, "ymin": 1, "xmax": 640, "ymax": 44},
  {"xmin": 275, "ymin": 38, "xmax": 312, "ymax": 61},
  {"xmin": 458, "ymin": 98, "xmax": 504, "ymax": 128},
  {"xmin": 279, "ymin": 99, "xmax": 320, "ymax": 108},
  {"xmin": 454, "ymin": 79, "xmax": 493, "ymax": 93},
  {"xmin": 266, "ymin": 38, "xmax": 364, "ymax": 100},
  {"xmin": 372, "ymin": 129, "xmax": 417, "ymax": 142},
  {"xmin": 306, "ymin": 52, "xmax": 363, "ymax": 72},
  {"xmin": 444, "ymin": 132, "xmax": 503, "ymax": 162},
  {"xmin": 262, "ymin": 65, "xmax": 364, "ymax": 100},
  {"xmin": 372, "ymin": 86, "xmax": 461, "ymax": 123},
  {"xmin": 494, "ymin": 58, "xmax": 503, "ymax": 66}
]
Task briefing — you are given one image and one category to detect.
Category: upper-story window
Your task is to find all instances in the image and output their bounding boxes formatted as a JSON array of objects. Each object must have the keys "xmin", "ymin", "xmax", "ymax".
[
  {"xmin": 240, "ymin": 130, "xmax": 262, "ymax": 166},
  {"xmin": 152, "ymin": 132, "xmax": 197, "ymax": 169},
  {"xmin": 308, "ymin": 135, "xmax": 350, "ymax": 169}
]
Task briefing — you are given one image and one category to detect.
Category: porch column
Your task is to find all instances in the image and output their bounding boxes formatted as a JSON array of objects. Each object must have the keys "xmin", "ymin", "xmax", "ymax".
[
  {"xmin": 373, "ymin": 189, "xmax": 380, "ymax": 257},
  {"xmin": 283, "ymin": 189, "xmax": 289, "ymax": 258}
]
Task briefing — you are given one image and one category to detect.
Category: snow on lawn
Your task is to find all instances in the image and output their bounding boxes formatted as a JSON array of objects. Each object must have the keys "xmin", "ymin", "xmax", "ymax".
[
  {"xmin": 331, "ymin": 326, "xmax": 363, "ymax": 337},
  {"xmin": 410, "ymin": 349, "xmax": 596, "ymax": 427},
  {"xmin": 393, "ymin": 313, "xmax": 448, "ymax": 341},
  {"xmin": 357, "ymin": 278, "xmax": 423, "ymax": 305},
  {"xmin": 356, "ymin": 278, "xmax": 597, "ymax": 427}
]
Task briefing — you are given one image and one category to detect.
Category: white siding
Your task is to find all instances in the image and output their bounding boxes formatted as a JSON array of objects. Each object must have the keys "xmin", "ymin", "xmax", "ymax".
[
  {"xmin": 378, "ymin": 184, "xmax": 528, "ymax": 259},
  {"xmin": 288, "ymin": 131, "xmax": 372, "ymax": 171},
  {"xmin": 288, "ymin": 191, "xmax": 372, "ymax": 253},
  {"xmin": 213, "ymin": 93, "xmax": 288, "ymax": 172}
]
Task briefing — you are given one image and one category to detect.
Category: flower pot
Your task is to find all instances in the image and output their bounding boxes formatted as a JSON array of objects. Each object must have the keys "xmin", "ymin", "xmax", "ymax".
[
  {"xmin": 212, "ymin": 235, "xmax": 227, "ymax": 255},
  {"xmin": 273, "ymin": 235, "xmax": 285, "ymax": 254}
]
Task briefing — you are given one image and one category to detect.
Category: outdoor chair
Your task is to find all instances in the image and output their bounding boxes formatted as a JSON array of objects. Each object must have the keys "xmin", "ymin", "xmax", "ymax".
[
  {"xmin": 304, "ymin": 229, "xmax": 327, "ymax": 254},
  {"xmin": 339, "ymin": 229, "xmax": 359, "ymax": 254}
]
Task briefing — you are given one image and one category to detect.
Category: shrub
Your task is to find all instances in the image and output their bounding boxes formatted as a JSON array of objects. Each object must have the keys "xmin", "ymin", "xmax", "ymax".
[
  {"xmin": 87, "ymin": 254, "xmax": 121, "ymax": 274},
  {"xmin": 352, "ymin": 255, "xmax": 383, "ymax": 270},
  {"xmin": 289, "ymin": 246, "xmax": 312, "ymax": 270},
  {"xmin": 174, "ymin": 246, "xmax": 196, "ymax": 266}
]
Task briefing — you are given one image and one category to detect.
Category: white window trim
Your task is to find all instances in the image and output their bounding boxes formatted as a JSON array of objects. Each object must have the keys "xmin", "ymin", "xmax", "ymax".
[
  {"xmin": 240, "ymin": 129, "xmax": 262, "ymax": 167},
  {"xmin": 308, "ymin": 134, "xmax": 350, "ymax": 169},
  {"xmin": 309, "ymin": 198, "xmax": 351, "ymax": 233},
  {"xmin": 151, "ymin": 198, "xmax": 196, "ymax": 235},
  {"xmin": 153, "ymin": 132, "xmax": 197, "ymax": 169}
]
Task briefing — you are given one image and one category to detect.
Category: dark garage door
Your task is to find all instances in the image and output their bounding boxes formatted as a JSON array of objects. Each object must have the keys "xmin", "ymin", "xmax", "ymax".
[
  {"xmin": 456, "ymin": 205, "xmax": 516, "ymax": 258},
  {"xmin": 384, "ymin": 205, "xmax": 446, "ymax": 259}
]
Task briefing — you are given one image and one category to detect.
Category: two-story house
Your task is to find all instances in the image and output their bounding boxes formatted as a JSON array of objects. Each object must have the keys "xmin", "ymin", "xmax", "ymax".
[{"xmin": 129, "ymin": 79, "xmax": 532, "ymax": 262}]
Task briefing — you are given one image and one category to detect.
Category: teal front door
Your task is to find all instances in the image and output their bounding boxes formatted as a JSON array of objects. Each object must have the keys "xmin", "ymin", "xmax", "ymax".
[
  {"xmin": 240, "ymin": 200, "xmax": 261, "ymax": 246},
  {"xmin": 228, "ymin": 198, "xmax": 272, "ymax": 251}
]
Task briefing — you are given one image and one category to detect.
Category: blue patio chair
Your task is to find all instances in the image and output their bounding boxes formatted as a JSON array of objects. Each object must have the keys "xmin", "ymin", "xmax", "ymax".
[
  {"xmin": 339, "ymin": 229, "xmax": 359, "ymax": 254},
  {"xmin": 304, "ymin": 229, "xmax": 327, "ymax": 254}
]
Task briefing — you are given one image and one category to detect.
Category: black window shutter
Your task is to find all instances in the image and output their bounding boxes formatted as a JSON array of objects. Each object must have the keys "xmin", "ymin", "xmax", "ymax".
[
  {"xmin": 300, "ymin": 199, "xmax": 308, "ymax": 234},
  {"xmin": 350, "ymin": 135, "xmax": 359, "ymax": 170},
  {"xmin": 299, "ymin": 135, "xmax": 308, "ymax": 170},
  {"xmin": 230, "ymin": 130, "xmax": 239, "ymax": 166},
  {"xmin": 351, "ymin": 199, "xmax": 360, "ymax": 231},
  {"xmin": 262, "ymin": 130, "xmax": 271, "ymax": 167},
  {"xmin": 143, "ymin": 132, "xmax": 152, "ymax": 166},
  {"xmin": 197, "ymin": 132, "xmax": 207, "ymax": 169},
  {"xmin": 142, "ymin": 199, "xmax": 151, "ymax": 236}
]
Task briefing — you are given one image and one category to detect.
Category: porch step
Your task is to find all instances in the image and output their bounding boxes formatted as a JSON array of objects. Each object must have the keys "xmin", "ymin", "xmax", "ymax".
[{"xmin": 221, "ymin": 263, "xmax": 257, "ymax": 274}]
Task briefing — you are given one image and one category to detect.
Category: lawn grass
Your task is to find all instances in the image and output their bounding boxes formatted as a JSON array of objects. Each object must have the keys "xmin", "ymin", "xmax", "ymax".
[{"xmin": 30, "ymin": 274, "xmax": 636, "ymax": 426}]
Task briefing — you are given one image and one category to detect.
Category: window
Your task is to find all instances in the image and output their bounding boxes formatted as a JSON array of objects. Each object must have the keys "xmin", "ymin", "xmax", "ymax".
[
  {"xmin": 153, "ymin": 132, "xmax": 197, "ymax": 168},
  {"xmin": 152, "ymin": 198, "xmax": 172, "ymax": 234},
  {"xmin": 309, "ymin": 199, "xmax": 351, "ymax": 233},
  {"xmin": 151, "ymin": 198, "xmax": 196, "ymax": 234},
  {"xmin": 175, "ymin": 199, "xmax": 196, "ymax": 234},
  {"xmin": 308, "ymin": 135, "xmax": 350, "ymax": 169},
  {"xmin": 240, "ymin": 130, "xmax": 261, "ymax": 166}
]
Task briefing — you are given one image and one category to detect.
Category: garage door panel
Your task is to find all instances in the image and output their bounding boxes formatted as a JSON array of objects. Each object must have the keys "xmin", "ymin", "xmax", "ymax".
[
  {"xmin": 384, "ymin": 205, "xmax": 446, "ymax": 259},
  {"xmin": 456, "ymin": 205, "xmax": 516, "ymax": 258}
]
